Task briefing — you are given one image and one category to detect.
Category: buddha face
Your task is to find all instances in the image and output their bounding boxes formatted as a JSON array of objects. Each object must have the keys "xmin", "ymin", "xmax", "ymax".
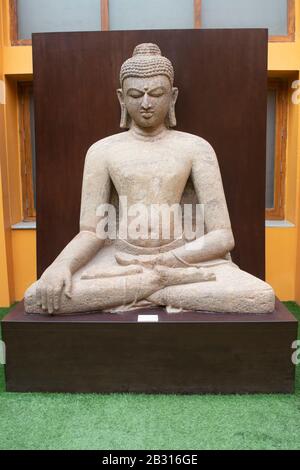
[{"xmin": 117, "ymin": 75, "xmax": 178, "ymax": 129}]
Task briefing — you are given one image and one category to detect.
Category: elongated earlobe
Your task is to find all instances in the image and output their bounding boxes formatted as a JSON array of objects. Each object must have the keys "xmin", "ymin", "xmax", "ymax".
[
  {"xmin": 166, "ymin": 87, "xmax": 178, "ymax": 128},
  {"xmin": 117, "ymin": 88, "xmax": 131, "ymax": 129},
  {"xmin": 167, "ymin": 103, "xmax": 177, "ymax": 127},
  {"xmin": 120, "ymin": 104, "xmax": 129, "ymax": 129}
]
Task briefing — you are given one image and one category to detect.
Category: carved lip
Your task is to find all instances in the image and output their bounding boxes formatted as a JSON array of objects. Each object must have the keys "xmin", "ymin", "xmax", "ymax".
[{"xmin": 140, "ymin": 111, "xmax": 154, "ymax": 119}]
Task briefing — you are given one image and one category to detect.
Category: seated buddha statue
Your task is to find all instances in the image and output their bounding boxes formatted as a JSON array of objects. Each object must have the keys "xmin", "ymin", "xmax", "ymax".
[{"xmin": 25, "ymin": 43, "xmax": 275, "ymax": 315}]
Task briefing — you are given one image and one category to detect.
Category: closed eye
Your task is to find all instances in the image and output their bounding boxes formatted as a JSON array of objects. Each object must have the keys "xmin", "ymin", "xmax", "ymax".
[
  {"xmin": 127, "ymin": 89, "xmax": 144, "ymax": 98},
  {"xmin": 149, "ymin": 87, "xmax": 166, "ymax": 97}
]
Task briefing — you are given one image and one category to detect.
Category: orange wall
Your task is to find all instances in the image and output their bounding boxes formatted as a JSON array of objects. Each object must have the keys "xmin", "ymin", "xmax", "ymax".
[
  {"xmin": 295, "ymin": 63, "xmax": 300, "ymax": 304},
  {"xmin": 11, "ymin": 229, "xmax": 36, "ymax": 300},
  {"xmin": 0, "ymin": 1, "xmax": 14, "ymax": 305},
  {"xmin": 266, "ymin": 227, "xmax": 298, "ymax": 300},
  {"xmin": 0, "ymin": 7, "xmax": 10, "ymax": 305},
  {"xmin": 0, "ymin": 170, "xmax": 11, "ymax": 305},
  {"xmin": 285, "ymin": 79, "xmax": 299, "ymax": 224}
]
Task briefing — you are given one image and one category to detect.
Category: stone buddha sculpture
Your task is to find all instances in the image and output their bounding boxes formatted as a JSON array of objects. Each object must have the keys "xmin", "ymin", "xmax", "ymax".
[{"xmin": 25, "ymin": 43, "xmax": 275, "ymax": 315}]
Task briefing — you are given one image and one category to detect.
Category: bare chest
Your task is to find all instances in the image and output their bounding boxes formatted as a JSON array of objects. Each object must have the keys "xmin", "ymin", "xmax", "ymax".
[{"xmin": 107, "ymin": 146, "xmax": 192, "ymax": 199}]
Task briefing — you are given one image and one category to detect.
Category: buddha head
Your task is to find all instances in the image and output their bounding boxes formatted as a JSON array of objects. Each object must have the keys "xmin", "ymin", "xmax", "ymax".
[{"xmin": 117, "ymin": 43, "xmax": 178, "ymax": 130}]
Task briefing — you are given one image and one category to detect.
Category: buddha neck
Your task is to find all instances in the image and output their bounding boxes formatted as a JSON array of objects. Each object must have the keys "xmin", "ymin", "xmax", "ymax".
[{"xmin": 129, "ymin": 122, "xmax": 169, "ymax": 141}]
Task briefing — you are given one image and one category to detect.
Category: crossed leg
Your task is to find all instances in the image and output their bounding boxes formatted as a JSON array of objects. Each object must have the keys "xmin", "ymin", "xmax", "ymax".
[
  {"xmin": 25, "ymin": 242, "xmax": 274, "ymax": 315},
  {"xmin": 147, "ymin": 263, "xmax": 275, "ymax": 313},
  {"xmin": 25, "ymin": 265, "xmax": 214, "ymax": 314}
]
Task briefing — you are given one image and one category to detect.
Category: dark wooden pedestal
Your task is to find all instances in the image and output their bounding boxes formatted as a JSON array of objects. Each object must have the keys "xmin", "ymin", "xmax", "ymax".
[{"xmin": 1, "ymin": 300, "xmax": 298, "ymax": 394}]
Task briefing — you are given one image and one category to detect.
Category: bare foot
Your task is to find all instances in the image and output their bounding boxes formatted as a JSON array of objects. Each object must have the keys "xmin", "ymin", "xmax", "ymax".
[{"xmin": 154, "ymin": 265, "xmax": 216, "ymax": 287}]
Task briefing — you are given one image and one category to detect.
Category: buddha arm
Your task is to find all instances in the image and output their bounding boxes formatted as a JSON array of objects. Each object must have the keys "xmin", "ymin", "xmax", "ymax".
[
  {"xmin": 49, "ymin": 144, "xmax": 111, "ymax": 274},
  {"xmin": 163, "ymin": 139, "xmax": 234, "ymax": 266}
]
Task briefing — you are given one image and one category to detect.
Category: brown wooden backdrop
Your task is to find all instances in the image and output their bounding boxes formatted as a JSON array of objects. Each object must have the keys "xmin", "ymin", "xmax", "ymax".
[{"xmin": 32, "ymin": 29, "xmax": 268, "ymax": 279}]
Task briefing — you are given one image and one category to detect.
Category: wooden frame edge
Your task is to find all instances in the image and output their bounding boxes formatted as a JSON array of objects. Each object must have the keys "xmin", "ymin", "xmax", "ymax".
[
  {"xmin": 194, "ymin": 0, "xmax": 201, "ymax": 29},
  {"xmin": 269, "ymin": 0, "xmax": 295, "ymax": 42},
  {"xmin": 9, "ymin": 0, "xmax": 34, "ymax": 45},
  {"xmin": 18, "ymin": 81, "xmax": 36, "ymax": 221},
  {"xmin": 9, "ymin": 0, "xmax": 108, "ymax": 44},
  {"xmin": 101, "ymin": 0, "xmax": 109, "ymax": 31},
  {"xmin": 265, "ymin": 79, "xmax": 288, "ymax": 221},
  {"xmin": 194, "ymin": 0, "xmax": 295, "ymax": 42},
  {"xmin": 9, "ymin": 0, "xmax": 17, "ymax": 45},
  {"xmin": 9, "ymin": 0, "xmax": 296, "ymax": 44}
]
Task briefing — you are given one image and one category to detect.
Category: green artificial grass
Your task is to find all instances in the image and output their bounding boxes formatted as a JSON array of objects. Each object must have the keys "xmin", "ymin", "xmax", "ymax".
[{"xmin": 0, "ymin": 304, "xmax": 300, "ymax": 450}]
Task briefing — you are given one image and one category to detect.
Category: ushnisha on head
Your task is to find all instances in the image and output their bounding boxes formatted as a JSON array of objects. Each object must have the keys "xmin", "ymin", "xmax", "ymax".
[{"xmin": 117, "ymin": 43, "xmax": 178, "ymax": 130}]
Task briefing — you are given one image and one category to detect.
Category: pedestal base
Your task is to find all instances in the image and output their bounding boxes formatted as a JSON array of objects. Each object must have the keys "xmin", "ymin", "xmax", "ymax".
[{"xmin": 1, "ymin": 299, "xmax": 297, "ymax": 394}]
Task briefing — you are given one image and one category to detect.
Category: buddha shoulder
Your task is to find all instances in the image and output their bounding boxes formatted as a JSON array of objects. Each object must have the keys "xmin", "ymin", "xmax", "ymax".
[
  {"xmin": 170, "ymin": 130, "xmax": 217, "ymax": 164},
  {"xmin": 84, "ymin": 133, "xmax": 128, "ymax": 164}
]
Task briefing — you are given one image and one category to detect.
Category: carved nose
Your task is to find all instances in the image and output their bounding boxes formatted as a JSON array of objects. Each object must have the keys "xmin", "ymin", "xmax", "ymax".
[{"xmin": 141, "ymin": 95, "xmax": 151, "ymax": 110}]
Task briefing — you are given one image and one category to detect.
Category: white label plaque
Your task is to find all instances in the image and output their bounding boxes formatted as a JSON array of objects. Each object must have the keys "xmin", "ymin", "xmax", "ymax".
[{"xmin": 138, "ymin": 314, "xmax": 159, "ymax": 323}]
